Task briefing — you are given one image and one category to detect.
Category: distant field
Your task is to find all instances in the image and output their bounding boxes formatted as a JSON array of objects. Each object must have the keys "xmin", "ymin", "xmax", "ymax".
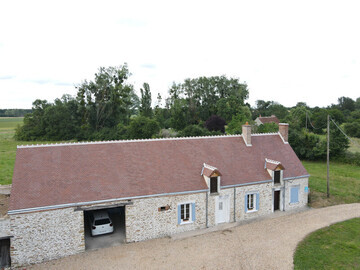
[
  {"xmin": 294, "ymin": 218, "xmax": 360, "ymax": 269},
  {"xmin": 0, "ymin": 117, "xmax": 50, "ymax": 185},
  {"xmin": 302, "ymin": 161, "xmax": 360, "ymax": 207}
]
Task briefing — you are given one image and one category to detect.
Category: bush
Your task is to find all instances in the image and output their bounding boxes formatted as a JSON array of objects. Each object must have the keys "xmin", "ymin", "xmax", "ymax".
[
  {"xmin": 178, "ymin": 125, "xmax": 210, "ymax": 137},
  {"xmin": 205, "ymin": 115, "xmax": 226, "ymax": 133},
  {"xmin": 127, "ymin": 116, "xmax": 160, "ymax": 139}
]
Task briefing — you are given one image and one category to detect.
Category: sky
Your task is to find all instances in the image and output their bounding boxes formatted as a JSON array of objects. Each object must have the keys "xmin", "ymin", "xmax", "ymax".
[{"xmin": 0, "ymin": 0, "xmax": 359, "ymax": 109}]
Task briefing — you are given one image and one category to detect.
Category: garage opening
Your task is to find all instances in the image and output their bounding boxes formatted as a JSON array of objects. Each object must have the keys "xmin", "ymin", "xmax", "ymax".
[
  {"xmin": 83, "ymin": 206, "xmax": 126, "ymax": 250},
  {"xmin": 0, "ymin": 238, "xmax": 10, "ymax": 268}
]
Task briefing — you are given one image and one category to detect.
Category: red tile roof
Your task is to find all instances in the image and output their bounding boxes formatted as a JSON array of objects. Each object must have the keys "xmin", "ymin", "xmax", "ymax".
[
  {"xmin": 258, "ymin": 115, "xmax": 280, "ymax": 124},
  {"xmin": 9, "ymin": 134, "xmax": 308, "ymax": 211}
]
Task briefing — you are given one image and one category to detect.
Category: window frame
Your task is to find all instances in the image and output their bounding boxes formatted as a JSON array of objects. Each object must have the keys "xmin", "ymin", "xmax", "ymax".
[
  {"xmin": 178, "ymin": 201, "xmax": 195, "ymax": 225},
  {"xmin": 246, "ymin": 193, "xmax": 258, "ymax": 213},
  {"xmin": 210, "ymin": 177, "xmax": 218, "ymax": 193},
  {"xmin": 274, "ymin": 170, "xmax": 281, "ymax": 184}
]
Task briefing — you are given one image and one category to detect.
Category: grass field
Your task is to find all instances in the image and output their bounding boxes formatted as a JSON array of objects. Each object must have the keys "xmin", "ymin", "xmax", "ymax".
[
  {"xmin": 294, "ymin": 218, "xmax": 360, "ymax": 269},
  {"xmin": 302, "ymin": 161, "xmax": 360, "ymax": 207},
  {"xmin": 0, "ymin": 117, "xmax": 51, "ymax": 185}
]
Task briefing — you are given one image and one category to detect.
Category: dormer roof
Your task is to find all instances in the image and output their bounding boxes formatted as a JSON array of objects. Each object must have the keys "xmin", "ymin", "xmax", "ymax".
[
  {"xmin": 201, "ymin": 163, "xmax": 222, "ymax": 177},
  {"xmin": 265, "ymin": 158, "xmax": 285, "ymax": 171}
]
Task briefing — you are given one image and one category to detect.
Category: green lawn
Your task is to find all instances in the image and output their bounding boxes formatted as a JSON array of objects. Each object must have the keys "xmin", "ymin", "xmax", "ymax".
[
  {"xmin": 294, "ymin": 218, "xmax": 360, "ymax": 269},
  {"xmin": 302, "ymin": 161, "xmax": 360, "ymax": 207},
  {"xmin": 0, "ymin": 117, "xmax": 51, "ymax": 185}
]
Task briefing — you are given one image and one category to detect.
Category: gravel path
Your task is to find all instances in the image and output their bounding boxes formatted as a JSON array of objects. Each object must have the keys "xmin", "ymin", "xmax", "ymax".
[{"xmin": 29, "ymin": 204, "xmax": 360, "ymax": 270}]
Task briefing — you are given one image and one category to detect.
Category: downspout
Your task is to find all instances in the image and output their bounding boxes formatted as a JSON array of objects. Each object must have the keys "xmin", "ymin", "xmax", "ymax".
[
  {"xmin": 283, "ymin": 179, "xmax": 286, "ymax": 211},
  {"xmin": 206, "ymin": 191, "xmax": 208, "ymax": 228},
  {"xmin": 233, "ymin": 187, "xmax": 236, "ymax": 222}
]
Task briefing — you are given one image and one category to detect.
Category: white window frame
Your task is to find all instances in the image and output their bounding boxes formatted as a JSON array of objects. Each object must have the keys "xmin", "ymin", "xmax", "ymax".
[
  {"xmin": 246, "ymin": 193, "xmax": 258, "ymax": 213},
  {"xmin": 178, "ymin": 201, "xmax": 194, "ymax": 225}
]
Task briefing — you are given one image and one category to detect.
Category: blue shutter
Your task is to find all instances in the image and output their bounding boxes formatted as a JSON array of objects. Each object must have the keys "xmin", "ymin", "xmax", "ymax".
[
  {"xmin": 256, "ymin": 193, "xmax": 260, "ymax": 210},
  {"xmin": 245, "ymin": 194, "xmax": 248, "ymax": 213},
  {"xmin": 192, "ymin": 203, "xmax": 196, "ymax": 222},
  {"xmin": 177, "ymin": 205, "xmax": 181, "ymax": 224},
  {"xmin": 291, "ymin": 187, "xmax": 299, "ymax": 203}
]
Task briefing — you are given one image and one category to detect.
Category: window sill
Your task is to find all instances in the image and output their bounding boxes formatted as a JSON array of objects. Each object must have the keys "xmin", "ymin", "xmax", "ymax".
[
  {"xmin": 290, "ymin": 201, "xmax": 299, "ymax": 205},
  {"xmin": 180, "ymin": 220, "xmax": 194, "ymax": 225},
  {"xmin": 246, "ymin": 209, "xmax": 258, "ymax": 213},
  {"xmin": 210, "ymin": 192, "xmax": 219, "ymax": 196}
]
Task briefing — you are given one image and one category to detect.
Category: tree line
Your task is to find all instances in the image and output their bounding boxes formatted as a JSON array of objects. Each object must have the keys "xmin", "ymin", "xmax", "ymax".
[
  {"xmin": 14, "ymin": 64, "xmax": 360, "ymax": 163},
  {"xmin": 0, "ymin": 109, "xmax": 32, "ymax": 117}
]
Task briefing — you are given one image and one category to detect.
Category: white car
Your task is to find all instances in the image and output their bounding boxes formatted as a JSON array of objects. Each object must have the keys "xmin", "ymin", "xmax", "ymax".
[{"xmin": 89, "ymin": 210, "xmax": 114, "ymax": 236}]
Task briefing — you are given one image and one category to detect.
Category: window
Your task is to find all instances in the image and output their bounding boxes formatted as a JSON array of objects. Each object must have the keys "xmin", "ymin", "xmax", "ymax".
[
  {"xmin": 290, "ymin": 186, "xmax": 299, "ymax": 203},
  {"xmin": 247, "ymin": 194, "xmax": 255, "ymax": 210},
  {"xmin": 181, "ymin": 203, "xmax": 190, "ymax": 221},
  {"xmin": 178, "ymin": 203, "xmax": 196, "ymax": 224},
  {"xmin": 245, "ymin": 193, "xmax": 259, "ymax": 213},
  {"xmin": 210, "ymin": 177, "xmax": 218, "ymax": 193},
  {"xmin": 274, "ymin": 170, "xmax": 281, "ymax": 184}
]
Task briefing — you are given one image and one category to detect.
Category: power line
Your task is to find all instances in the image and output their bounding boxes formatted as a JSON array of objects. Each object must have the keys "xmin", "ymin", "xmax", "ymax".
[{"xmin": 330, "ymin": 118, "xmax": 360, "ymax": 146}]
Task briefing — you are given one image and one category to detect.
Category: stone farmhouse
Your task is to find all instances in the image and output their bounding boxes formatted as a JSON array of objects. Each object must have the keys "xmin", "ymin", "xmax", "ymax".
[
  {"xmin": 8, "ymin": 123, "xmax": 309, "ymax": 267},
  {"xmin": 255, "ymin": 115, "xmax": 280, "ymax": 126}
]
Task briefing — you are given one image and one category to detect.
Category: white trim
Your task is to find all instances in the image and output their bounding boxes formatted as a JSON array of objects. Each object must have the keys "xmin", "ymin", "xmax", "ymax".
[
  {"xmin": 278, "ymin": 131, "xmax": 289, "ymax": 144},
  {"xmin": 178, "ymin": 201, "xmax": 195, "ymax": 225},
  {"xmin": 246, "ymin": 193, "xmax": 258, "ymax": 212},
  {"xmin": 283, "ymin": 175, "xmax": 310, "ymax": 181},
  {"xmin": 17, "ymin": 134, "xmax": 243, "ymax": 148},
  {"xmin": 265, "ymin": 158, "xmax": 281, "ymax": 165},
  {"xmin": 203, "ymin": 163, "xmax": 218, "ymax": 171}
]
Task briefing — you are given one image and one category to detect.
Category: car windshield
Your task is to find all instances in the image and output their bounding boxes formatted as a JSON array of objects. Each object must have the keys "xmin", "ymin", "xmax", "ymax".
[{"xmin": 94, "ymin": 218, "xmax": 111, "ymax": 225}]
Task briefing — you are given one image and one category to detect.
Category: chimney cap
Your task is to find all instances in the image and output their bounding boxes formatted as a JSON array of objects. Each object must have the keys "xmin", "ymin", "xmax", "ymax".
[{"xmin": 279, "ymin": 123, "xmax": 289, "ymax": 126}]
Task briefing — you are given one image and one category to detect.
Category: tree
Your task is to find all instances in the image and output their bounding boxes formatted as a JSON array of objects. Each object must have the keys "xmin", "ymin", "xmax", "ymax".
[
  {"xmin": 15, "ymin": 99, "xmax": 50, "ymax": 140},
  {"xmin": 226, "ymin": 113, "xmax": 251, "ymax": 134},
  {"xmin": 76, "ymin": 65, "xmax": 137, "ymax": 131},
  {"xmin": 337, "ymin": 96, "xmax": 355, "ymax": 112},
  {"xmin": 256, "ymin": 123, "xmax": 279, "ymax": 133},
  {"xmin": 140, "ymin": 83, "xmax": 152, "ymax": 118},
  {"xmin": 127, "ymin": 116, "xmax": 160, "ymax": 139},
  {"xmin": 344, "ymin": 122, "xmax": 360, "ymax": 138},
  {"xmin": 178, "ymin": 125, "xmax": 210, "ymax": 137},
  {"xmin": 205, "ymin": 115, "xmax": 226, "ymax": 133}
]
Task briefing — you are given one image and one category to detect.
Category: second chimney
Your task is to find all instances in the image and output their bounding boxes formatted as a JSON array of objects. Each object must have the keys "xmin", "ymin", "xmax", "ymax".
[
  {"xmin": 279, "ymin": 123, "xmax": 289, "ymax": 143},
  {"xmin": 242, "ymin": 122, "xmax": 252, "ymax": 146}
]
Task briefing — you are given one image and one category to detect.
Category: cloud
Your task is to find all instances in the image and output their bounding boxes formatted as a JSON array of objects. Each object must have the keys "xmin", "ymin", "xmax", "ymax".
[
  {"xmin": 141, "ymin": 64, "xmax": 156, "ymax": 69},
  {"xmin": 0, "ymin": 75, "xmax": 14, "ymax": 80},
  {"xmin": 116, "ymin": 18, "xmax": 147, "ymax": 28}
]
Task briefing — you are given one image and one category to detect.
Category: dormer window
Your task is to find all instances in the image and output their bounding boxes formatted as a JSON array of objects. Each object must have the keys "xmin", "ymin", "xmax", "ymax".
[
  {"xmin": 210, "ymin": 177, "xmax": 218, "ymax": 193},
  {"xmin": 265, "ymin": 158, "xmax": 285, "ymax": 185},
  {"xmin": 274, "ymin": 171, "xmax": 281, "ymax": 184},
  {"xmin": 201, "ymin": 163, "xmax": 222, "ymax": 194}
]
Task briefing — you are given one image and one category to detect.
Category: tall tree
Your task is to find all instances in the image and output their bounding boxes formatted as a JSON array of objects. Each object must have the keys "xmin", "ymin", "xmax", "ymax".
[
  {"xmin": 76, "ymin": 64, "xmax": 137, "ymax": 131},
  {"xmin": 140, "ymin": 82, "xmax": 153, "ymax": 118}
]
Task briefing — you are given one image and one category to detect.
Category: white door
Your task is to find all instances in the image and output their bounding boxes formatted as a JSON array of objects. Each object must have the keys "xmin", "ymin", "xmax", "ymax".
[{"xmin": 215, "ymin": 195, "xmax": 230, "ymax": 224}]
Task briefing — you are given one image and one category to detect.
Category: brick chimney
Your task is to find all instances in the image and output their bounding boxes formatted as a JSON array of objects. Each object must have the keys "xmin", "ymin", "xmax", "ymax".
[
  {"xmin": 242, "ymin": 122, "xmax": 252, "ymax": 146},
  {"xmin": 279, "ymin": 123, "xmax": 289, "ymax": 143}
]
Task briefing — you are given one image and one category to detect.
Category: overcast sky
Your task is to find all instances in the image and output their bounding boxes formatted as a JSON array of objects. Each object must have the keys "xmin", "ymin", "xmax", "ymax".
[{"xmin": 1, "ymin": 0, "xmax": 359, "ymax": 109}]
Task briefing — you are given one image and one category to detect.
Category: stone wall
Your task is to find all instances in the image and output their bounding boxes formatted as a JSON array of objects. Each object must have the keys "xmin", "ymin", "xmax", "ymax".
[
  {"xmin": 126, "ymin": 192, "xmax": 207, "ymax": 242},
  {"xmin": 10, "ymin": 208, "xmax": 84, "ymax": 267},
  {"xmin": 0, "ymin": 217, "xmax": 10, "ymax": 235},
  {"xmin": 284, "ymin": 177, "xmax": 309, "ymax": 211}
]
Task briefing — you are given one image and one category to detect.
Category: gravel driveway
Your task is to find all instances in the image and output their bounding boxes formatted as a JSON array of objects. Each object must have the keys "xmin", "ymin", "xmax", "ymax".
[{"xmin": 29, "ymin": 203, "xmax": 360, "ymax": 270}]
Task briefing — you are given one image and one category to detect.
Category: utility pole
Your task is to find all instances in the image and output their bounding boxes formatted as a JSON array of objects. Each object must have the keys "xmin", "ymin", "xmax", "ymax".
[
  {"xmin": 306, "ymin": 111, "xmax": 308, "ymax": 132},
  {"xmin": 327, "ymin": 114, "xmax": 330, "ymax": 198}
]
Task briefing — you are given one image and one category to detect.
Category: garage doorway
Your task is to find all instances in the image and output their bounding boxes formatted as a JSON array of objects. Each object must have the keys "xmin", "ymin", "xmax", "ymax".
[
  {"xmin": 84, "ymin": 206, "xmax": 126, "ymax": 250},
  {"xmin": 0, "ymin": 238, "xmax": 10, "ymax": 268}
]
